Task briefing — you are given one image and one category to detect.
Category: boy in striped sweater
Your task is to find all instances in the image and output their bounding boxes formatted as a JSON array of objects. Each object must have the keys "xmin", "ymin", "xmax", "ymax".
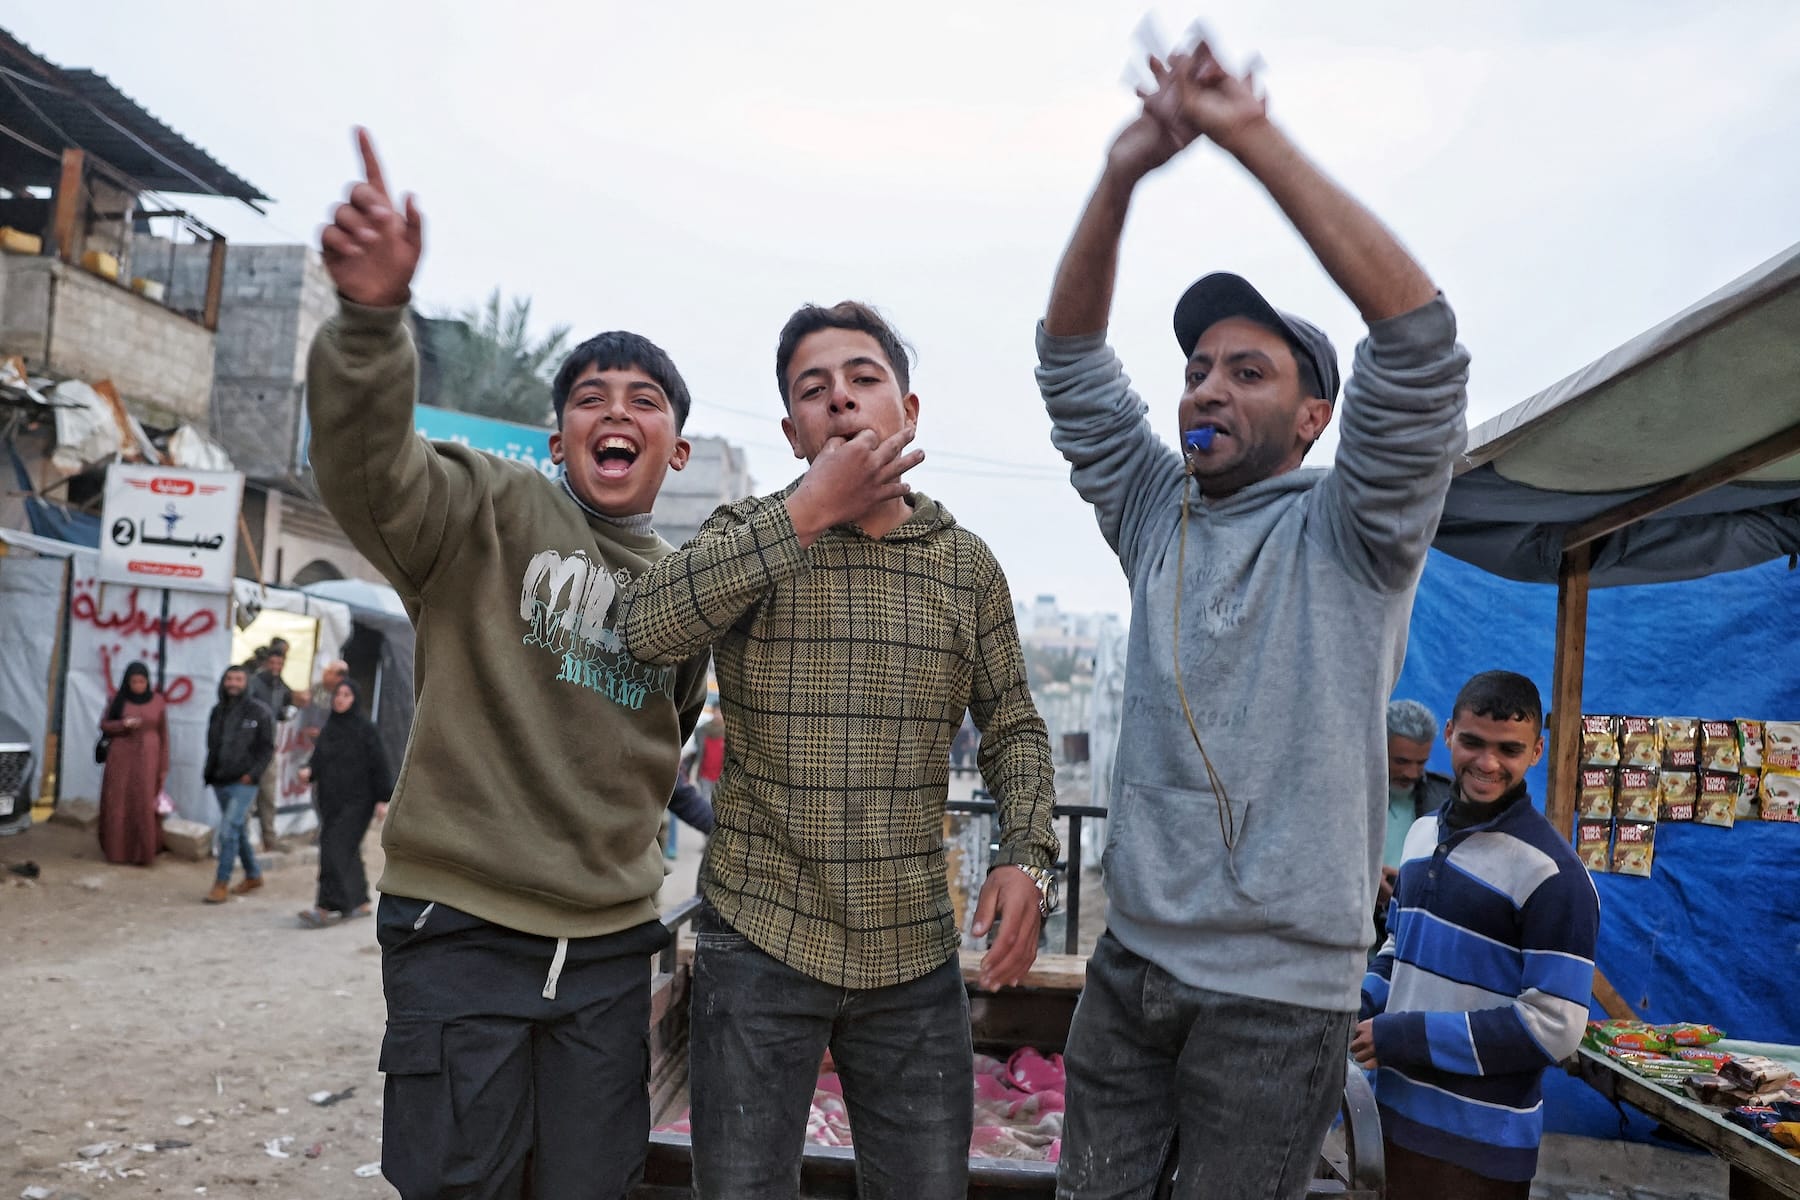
[{"xmin": 1356, "ymin": 671, "xmax": 1600, "ymax": 1199}]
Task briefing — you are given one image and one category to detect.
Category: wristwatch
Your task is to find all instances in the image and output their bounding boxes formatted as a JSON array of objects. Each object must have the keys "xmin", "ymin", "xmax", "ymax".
[{"xmin": 1013, "ymin": 865, "xmax": 1059, "ymax": 919}]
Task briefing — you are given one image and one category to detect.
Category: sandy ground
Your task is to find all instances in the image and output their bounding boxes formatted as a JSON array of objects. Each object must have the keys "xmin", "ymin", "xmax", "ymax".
[{"xmin": 0, "ymin": 818, "xmax": 705, "ymax": 1199}]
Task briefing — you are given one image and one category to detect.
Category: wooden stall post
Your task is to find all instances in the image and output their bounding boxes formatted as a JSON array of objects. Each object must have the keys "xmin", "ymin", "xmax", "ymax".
[{"xmin": 1546, "ymin": 541, "xmax": 1591, "ymax": 840}]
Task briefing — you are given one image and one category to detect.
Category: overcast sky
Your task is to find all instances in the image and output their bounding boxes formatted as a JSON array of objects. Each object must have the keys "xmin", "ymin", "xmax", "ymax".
[{"xmin": 13, "ymin": 2, "xmax": 1800, "ymax": 616}]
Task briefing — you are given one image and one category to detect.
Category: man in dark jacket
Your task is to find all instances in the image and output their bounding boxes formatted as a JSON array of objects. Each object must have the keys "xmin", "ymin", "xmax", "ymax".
[
  {"xmin": 246, "ymin": 648, "xmax": 296, "ymax": 853},
  {"xmin": 203, "ymin": 665, "xmax": 276, "ymax": 904}
]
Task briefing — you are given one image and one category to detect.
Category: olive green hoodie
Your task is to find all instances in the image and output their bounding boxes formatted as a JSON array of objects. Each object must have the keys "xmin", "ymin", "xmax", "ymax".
[{"xmin": 306, "ymin": 300, "xmax": 708, "ymax": 938}]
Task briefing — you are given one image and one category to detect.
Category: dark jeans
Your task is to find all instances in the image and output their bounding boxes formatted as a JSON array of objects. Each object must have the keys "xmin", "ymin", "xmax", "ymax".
[
  {"xmin": 376, "ymin": 895, "xmax": 669, "ymax": 1200},
  {"xmin": 687, "ymin": 906, "xmax": 973, "ymax": 1200},
  {"xmin": 1057, "ymin": 930, "xmax": 1355, "ymax": 1200},
  {"xmin": 1385, "ymin": 1138, "xmax": 1530, "ymax": 1200}
]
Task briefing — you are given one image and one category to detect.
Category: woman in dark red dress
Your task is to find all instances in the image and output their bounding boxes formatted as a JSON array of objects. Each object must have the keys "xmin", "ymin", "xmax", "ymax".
[{"xmin": 98, "ymin": 661, "xmax": 169, "ymax": 866}]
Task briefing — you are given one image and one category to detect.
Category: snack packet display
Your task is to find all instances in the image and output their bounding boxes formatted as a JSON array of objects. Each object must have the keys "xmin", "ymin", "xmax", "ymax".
[
  {"xmin": 1615, "ymin": 769, "xmax": 1659, "ymax": 821},
  {"xmin": 1761, "ymin": 771, "xmax": 1800, "ymax": 824},
  {"xmin": 1661, "ymin": 1023, "xmax": 1724, "ymax": 1047},
  {"xmin": 1726, "ymin": 1106, "xmax": 1782, "ymax": 1136},
  {"xmin": 1611, "ymin": 819, "xmax": 1656, "ymax": 877},
  {"xmin": 1765, "ymin": 722, "xmax": 1800, "ymax": 772},
  {"xmin": 1619, "ymin": 717, "xmax": 1661, "ymax": 769},
  {"xmin": 1657, "ymin": 770, "xmax": 1697, "ymax": 822},
  {"xmin": 1685, "ymin": 1074, "xmax": 1731, "ymax": 1103},
  {"xmin": 1737, "ymin": 768, "xmax": 1763, "ymax": 821},
  {"xmin": 1697, "ymin": 770, "xmax": 1737, "ymax": 828},
  {"xmin": 1586, "ymin": 1020, "xmax": 1672, "ymax": 1053},
  {"xmin": 1659, "ymin": 718, "xmax": 1698, "ymax": 769},
  {"xmin": 1577, "ymin": 768, "xmax": 1616, "ymax": 820},
  {"xmin": 1580, "ymin": 715, "xmax": 1620, "ymax": 767},
  {"xmin": 1738, "ymin": 719, "xmax": 1765, "ymax": 770},
  {"xmin": 1575, "ymin": 820, "xmax": 1611, "ymax": 873},
  {"xmin": 1722, "ymin": 1055, "xmax": 1795, "ymax": 1093},
  {"xmin": 1672, "ymin": 1046, "xmax": 1734, "ymax": 1070},
  {"xmin": 1698, "ymin": 721, "xmax": 1740, "ymax": 772}
]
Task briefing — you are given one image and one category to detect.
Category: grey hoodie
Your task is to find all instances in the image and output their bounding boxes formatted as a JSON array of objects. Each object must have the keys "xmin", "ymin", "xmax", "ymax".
[{"xmin": 1036, "ymin": 296, "xmax": 1469, "ymax": 1012}]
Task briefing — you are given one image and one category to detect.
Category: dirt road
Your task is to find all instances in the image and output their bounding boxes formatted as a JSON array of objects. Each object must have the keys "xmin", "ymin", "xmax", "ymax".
[{"xmin": 0, "ymin": 820, "xmax": 704, "ymax": 1199}]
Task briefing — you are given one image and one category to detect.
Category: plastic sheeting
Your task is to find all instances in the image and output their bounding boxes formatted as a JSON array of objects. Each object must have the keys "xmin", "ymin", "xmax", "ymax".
[
  {"xmin": 0, "ymin": 551, "xmax": 69, "ymax": 802},
  {"xmin": 1393, "ymin": 548, "xmax": 1800, "ymax": 1139},
  {"xmin": 1436, "ymin": 467, "xmax": 1800, "ymax": 588},
  {"xmin": 48, "ymin": 379, "xmax": 157, "ymax": 474},
  {"xmin": 339, "ymin": 605, "xmax": 415, "ymax": 774}
]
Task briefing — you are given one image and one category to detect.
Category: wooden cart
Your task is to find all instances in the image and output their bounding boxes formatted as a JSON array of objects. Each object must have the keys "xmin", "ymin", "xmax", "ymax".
[
  {"xmin": 632, "ymin": 897, "xmax": 1385, "ymax": 1198},
  {"xmin": 1566, "ymin": 1042, "xmax": 1800, "ymax": 1200}
]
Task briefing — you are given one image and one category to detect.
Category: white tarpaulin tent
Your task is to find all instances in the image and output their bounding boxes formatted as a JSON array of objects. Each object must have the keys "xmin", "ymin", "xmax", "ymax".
[{"xmin": 57, "ymin": 561, "xmax": 234, "ymax": 825}]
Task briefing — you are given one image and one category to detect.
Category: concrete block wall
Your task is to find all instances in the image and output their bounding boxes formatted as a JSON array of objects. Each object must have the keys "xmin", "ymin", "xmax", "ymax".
[
  {"xmin": 213, "ymin": 379, "xmax": 303, "ymax": 480},
  {"xmin": 0, "ymin": 252, "xmax": 52, "ymax": 363},
  {"xmin": 0, "ymin": 255, "xmax": 214, "ymax": 425},
  {"xmin": 136, "ymin": 241, "xmax": 335, "ymax": 382},
  {"xmin": 135, "ymin": 241, "xmax": 340, "ymax": 478},
  {"xmin": 653, "ymin": 434, "xmax": 755, "ymax": 547}
]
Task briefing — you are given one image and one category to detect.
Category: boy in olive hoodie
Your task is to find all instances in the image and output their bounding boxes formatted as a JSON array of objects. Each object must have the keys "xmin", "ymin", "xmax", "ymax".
[{"xmin": 307, "ymin": 130, "xmax": 709, "ymax": 1199}]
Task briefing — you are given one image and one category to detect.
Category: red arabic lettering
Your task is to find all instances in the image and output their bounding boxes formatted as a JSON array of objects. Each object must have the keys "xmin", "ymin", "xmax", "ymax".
[
  {"xmin": 96, "ymin": 645, "xmax": 196, "ymax": 708},
  {"xmin": 70, "ymin": 586, "xmax": 218, "ymax": 641}
]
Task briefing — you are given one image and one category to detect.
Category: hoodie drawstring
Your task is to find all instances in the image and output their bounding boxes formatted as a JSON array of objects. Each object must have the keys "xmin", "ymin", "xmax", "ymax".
[{"xmin": 542, "ymin": 937, "xmax": 569, "ymax": 1000}]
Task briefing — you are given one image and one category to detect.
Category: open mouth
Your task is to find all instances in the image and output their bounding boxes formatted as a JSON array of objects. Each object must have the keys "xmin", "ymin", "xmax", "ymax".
[{"xmin": 593, "ymin": 435, "xmax": 640, "ymax": 480}]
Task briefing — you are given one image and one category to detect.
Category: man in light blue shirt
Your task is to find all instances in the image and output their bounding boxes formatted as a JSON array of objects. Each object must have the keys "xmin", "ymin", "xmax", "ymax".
[{"xmin": 1380, "ymin": 700, "xmax": 1452, "ymax": 942}]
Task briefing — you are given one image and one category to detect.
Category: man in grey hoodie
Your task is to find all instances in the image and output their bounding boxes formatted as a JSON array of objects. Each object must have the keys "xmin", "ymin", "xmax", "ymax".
[{"xmin": 1037, "ymin": 43, "xmax": 1470, "ymax": 1200}]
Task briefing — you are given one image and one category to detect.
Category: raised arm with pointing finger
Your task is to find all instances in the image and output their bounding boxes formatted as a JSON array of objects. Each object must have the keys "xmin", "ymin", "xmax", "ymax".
[
  {"xmin": 1040, "ymin": 35, "xmax": 1470, "ymax": 1200},
  {"xmin": 304, "ymin": 129, "xmax": 709, "ymax": 1199}
]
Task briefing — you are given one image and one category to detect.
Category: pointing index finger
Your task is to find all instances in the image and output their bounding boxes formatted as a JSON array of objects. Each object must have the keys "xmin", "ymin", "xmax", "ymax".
[{"xmin": 356, "ymin": 127, "xmax": 391, "ymax": 200}]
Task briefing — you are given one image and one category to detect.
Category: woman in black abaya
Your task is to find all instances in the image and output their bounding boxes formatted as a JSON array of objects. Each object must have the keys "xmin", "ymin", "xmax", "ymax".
[{"xmin": 296, "ymin": 680, "xmax": 392, "ymax": 927}]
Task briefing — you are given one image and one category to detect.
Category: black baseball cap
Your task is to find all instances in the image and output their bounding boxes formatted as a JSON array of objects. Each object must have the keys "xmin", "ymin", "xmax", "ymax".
[{"xmin": 1173, "ymin": 272, "xmax": 1340, "ymax": 403}]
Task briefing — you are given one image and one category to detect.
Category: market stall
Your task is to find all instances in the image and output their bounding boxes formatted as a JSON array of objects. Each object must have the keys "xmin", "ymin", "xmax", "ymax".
[{"xmin": 1401, "ymin": 239, "xmax": 1800, "ymax": 1175}]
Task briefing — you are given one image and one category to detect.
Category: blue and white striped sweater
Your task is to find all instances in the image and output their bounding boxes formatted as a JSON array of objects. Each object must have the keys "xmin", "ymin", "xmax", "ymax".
[{"xmin": 1360, "ymin": 790, "xmax": 1599, "ymax": 1182}]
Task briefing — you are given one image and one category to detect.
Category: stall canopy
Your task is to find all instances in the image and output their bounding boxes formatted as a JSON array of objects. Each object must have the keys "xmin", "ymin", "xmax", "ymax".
[{"xmin": 1435, "ymin": 240, "xmax": 1800, "ymax": 587}]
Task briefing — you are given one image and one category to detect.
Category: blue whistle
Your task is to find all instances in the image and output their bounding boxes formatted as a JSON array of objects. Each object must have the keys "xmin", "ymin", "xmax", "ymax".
[{"xmin": 1184, "ymin": 427, "xmax": 1216, "ymax": 454}]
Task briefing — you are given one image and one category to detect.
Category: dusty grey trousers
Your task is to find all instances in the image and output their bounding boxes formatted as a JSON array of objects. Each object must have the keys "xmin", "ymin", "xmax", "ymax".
[{"xmin": 1057, "ymin": 930, "xmax": 1354, "ymax": 1200}]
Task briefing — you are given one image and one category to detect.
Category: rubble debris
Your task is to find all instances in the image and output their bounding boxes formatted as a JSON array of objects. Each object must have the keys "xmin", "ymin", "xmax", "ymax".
[
  {"xmin": 308, "ymin": 1086, "xmax": 356, "ymax": 1106},
  {"xmin": 354, "ymin": 1162, "xmax": 383, "ymax": 1178},
  {"xmin": 264, "ymin": 1135, "xmax": 293, "ymax": 1159}
]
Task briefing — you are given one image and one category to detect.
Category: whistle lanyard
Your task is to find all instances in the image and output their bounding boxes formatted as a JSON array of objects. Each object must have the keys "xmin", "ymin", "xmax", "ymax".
[{"xmin": 1172, "ymin": 474, "xmax": 1239, "ymax": 851}]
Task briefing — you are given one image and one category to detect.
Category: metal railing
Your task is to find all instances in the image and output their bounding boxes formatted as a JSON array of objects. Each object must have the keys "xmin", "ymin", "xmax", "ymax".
[{"xmin": 946, "ymin": 789, "xmax": 1106, "ymax": 956}]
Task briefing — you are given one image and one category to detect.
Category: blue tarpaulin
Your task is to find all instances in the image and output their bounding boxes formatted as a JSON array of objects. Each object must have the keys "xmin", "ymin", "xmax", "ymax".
[{"xmin": 1394, "ymin": 547, "xmax": 1800, "ymax": 1139}]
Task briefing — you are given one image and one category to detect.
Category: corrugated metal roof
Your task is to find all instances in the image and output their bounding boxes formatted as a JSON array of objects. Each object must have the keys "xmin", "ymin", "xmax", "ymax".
[{"xmin": 0, "ymin": 28, "xmax": 267, "ymax": 204}]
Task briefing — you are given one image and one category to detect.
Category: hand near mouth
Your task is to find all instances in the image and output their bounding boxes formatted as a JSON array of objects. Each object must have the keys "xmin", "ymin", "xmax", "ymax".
[{"xmin": 787, "ymin": 426, "xmax": 925, "ymax": 547}]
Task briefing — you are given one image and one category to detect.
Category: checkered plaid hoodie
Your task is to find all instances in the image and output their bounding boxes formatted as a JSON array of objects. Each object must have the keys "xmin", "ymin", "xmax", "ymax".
[{"xmin": 619, "ymin": 483, "xmax": 1059, "ymax": 988}]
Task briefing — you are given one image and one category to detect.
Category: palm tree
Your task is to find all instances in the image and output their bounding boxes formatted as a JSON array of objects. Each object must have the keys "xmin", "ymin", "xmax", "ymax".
[{"xmin": 416, "ymin": 289, "xmax": 572, "ymax": 427}]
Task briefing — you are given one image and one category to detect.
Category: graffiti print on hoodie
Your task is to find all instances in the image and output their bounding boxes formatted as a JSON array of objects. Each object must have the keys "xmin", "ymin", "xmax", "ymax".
[{"xmin": 519, "ymin": 548, "xmax": 679, "ymax": 711}]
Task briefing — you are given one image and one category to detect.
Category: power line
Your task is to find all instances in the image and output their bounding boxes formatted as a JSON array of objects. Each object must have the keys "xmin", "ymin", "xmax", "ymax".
[{"xmin": 693, "ymin": 398, "xmax": 1070, "ymax": 478}]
